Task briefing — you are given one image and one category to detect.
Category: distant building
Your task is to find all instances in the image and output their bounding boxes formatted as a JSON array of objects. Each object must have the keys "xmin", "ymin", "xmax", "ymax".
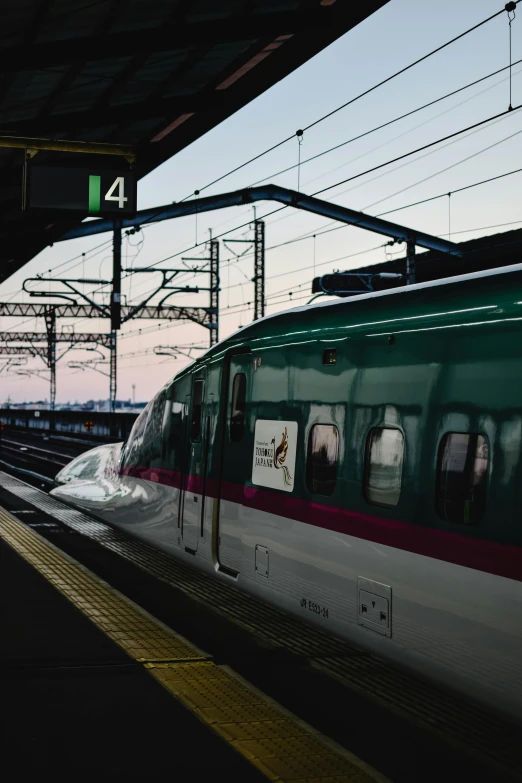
[{"xmin": 3, "ymin": 398, "xmax": 147, "ymax": 412}]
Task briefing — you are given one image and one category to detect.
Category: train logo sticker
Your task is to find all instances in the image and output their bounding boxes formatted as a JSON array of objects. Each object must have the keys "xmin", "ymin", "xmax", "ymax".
[{"xmin": 252, "ymin": 420, "xmax": 298, "ymax": 492}]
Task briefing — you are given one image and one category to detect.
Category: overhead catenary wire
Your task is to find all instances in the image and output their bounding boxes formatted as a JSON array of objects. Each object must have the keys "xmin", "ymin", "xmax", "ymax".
[
  {"xmin": 2, "ymin": 6, "xmax": 518, "ymax": 301},
  {"xmin": 311, "ymin": 103, "xmax": 522, "ymax": 198},
  {"xmin": 20, "ymin": 198, "xmax": 522, "ymax": 341},
  {"xmin": 223, "ymin": 243, "xmax": 386, "ymax": 291},
  {"xmin": 4, "ymin": 80, "xmax": 509, "ymax": 325},
  {"xmin": 219, "ymin": 228, "xmax": 522, "ymax": 320},
  {"xmin": 0, "ymin": 236, "xmax": 114, "ymax": 308},
  {"xmin": 241, "ymin": 89, "xmax": 516, "ymax": 245},
  {"xmin": 172, "ymin": 60, "xmax": 522, "ymax": 251},
  {"xmin": 9, "ymin": 219, "xmax": 522, "ymax": 386},
  {"xmin": 257, "ymin": 162, "xmax": 522, "ymax": 254},
  {"xmin": 134, "ymin": 0, "xmax": 519, "ymax": 236},
  {"xmin": 8, "ymin": 143, "xmax": 522, "ymax": 338},
  {"xmin": 97, "ymin": 51, "xmax": 522, "ymax": 270},
  {"xmin": 5, "ymin": 3, "xmax": 522, "ymax": 373},
  {"xmin": 304, "ymin": 70, "xmax": 522, "ymax": 198},
  {"xmin": 7, "ymin": 210, "xmax": 522, "ymax": 379},
  {"xmin": 358, "ymin": 121, "xmax": 522, "ymax": 212},
  {"xmin": 127, "ymin": 106, "xmax": 522, "ymax": 310},
  {"xmin": 128, "ymin": 67, "xmax": 522, "ymax": 295},
  {"xmin": 132, "ymin": 101, "xmax": 522, "ymax": 287},
  {"xmin": 230, "ymin": 112, "xmax": 522, "ymax": 257},
  {"xmin": 171, "ymin": 1, "xmax": 516, "ymax": 204},
  {"xmin": 91, "ymin": 100, "xmax": 521, "ymax": 311},
  {"xmin": 247, "ymin": 57, "xmax": 522, "ymax": 189},
  {"xmin": 56, "ymin": 72, "xmax": 522, "ymax": 310},
  {"xmin": 230, "ymin": 210, "xmax": 522, "ymax": 316},
  {"xmin": 377, "ymin": 166, "xmax": 522, "ymax": 218},
  {"xmin": 226, "ymin": 216, "xmax": 522, "ymax": 299}
]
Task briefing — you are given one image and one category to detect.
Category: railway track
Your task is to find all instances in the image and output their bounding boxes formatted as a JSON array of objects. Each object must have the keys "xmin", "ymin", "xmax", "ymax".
[
  {"xmin": 0, "ymin": 438, "xmax": 71, "ymax": 468},
  {"xmin": 0, "ymin": 429, "xmax": 97, "ymax": 483}
]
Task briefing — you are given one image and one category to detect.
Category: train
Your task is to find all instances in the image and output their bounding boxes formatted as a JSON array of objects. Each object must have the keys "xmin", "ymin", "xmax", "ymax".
[{"xmin": 51, "ymin": 262, "xmax": 522, "ymax": 724}]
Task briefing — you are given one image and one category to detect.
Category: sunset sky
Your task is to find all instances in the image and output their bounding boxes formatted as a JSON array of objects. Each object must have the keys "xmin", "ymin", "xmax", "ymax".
[{"xmin": 2, "ymin": 0, "xmax": 521, "ymax": 404}]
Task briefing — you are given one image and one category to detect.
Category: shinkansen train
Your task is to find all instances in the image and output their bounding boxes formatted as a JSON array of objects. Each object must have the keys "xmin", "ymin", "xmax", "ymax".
[{"xmin": 52, "ymin": 263, "xmax": 522, "ymax": 724}]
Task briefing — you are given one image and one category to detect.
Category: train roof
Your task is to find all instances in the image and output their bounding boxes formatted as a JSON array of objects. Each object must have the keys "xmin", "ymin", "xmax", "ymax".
[
  {"xmin": 278, "ymin": 260, "xmax": 522, "ymax": 317},
  {"xmin": 170, "ymin": 261, "xmax": 522, "ymax": 381},
  {"xmin": 239, "ymin": 260, "xmax": 522, "ymax": 329}
]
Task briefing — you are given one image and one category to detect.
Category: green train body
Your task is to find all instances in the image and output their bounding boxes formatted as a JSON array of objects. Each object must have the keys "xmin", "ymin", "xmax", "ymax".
[
  {"xmin": 54, "ymin": 264, "xmax": 522, "ymax": 723},
  {"xmin": 127, "ymin": 264, "xmax": 522, "ymax": 550}
]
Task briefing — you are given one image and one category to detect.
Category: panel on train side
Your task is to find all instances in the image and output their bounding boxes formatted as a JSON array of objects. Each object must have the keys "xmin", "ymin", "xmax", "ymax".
[
  {"xmin": 181, "ymin": 369, "xmax": 207, "ymax": 552},
  {"xmin": 217, "ymin": 353, "xmax": 253, "ymax": 574}
]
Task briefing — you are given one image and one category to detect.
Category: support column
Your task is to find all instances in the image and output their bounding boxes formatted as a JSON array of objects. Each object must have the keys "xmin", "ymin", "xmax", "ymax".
[
  {"xmin": 253, "ymin": 220, "xmax": 265, "ymax": 320},
  {"xmin": 109, "ymin": 331, "xmax": 117, "ymax": 417},
  {"xmin": 209, "ymin": 239, "xmax": 219, "ymax": 346},
  {"xmin": 406, "ymin": 240, "xmax": 416, "ymax": 286},
  {"xmin": 111, "ymin": 222, "xmax": 121, "ymax": 421},
  {"xmin": 112, "ymin": 222, "xmax": 122, "ymax": 331},
  {"xmin": 44, "ymin": 308, "xmax": 56, "ymax": 423}
]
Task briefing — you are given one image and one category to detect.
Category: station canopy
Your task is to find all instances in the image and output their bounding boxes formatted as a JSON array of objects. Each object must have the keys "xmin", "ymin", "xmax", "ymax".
[{"xmin": 0, "ymin": 0, "xmax": 387, "ymax": 284}]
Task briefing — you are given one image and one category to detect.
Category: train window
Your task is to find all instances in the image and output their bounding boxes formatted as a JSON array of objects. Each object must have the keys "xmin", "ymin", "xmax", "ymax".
[
  {"xmin": 323, "ymin": 349, "xmax": 337, "ymax": 365},
  {"xmin": 436, "ymin": 433, "xmax": 489, "ymax": 524},
  {"xmin": 147, "ymin": 392, "xmax": 166, "ymax": 466},
  {"xmin": 60, "ymin": 455, "xmax": 94, "ymax": 483},
  {"xmin": 165, "ymin": 400, "xmax": 183, "ymax": 466},
  {"xmin": 365, "ymin": 428, "xmax": 404, "ymax": 507},
  {"xmin": 122, "ymin": 405, "xmax": 150, "ymax": 471},
  {"xmin": 190, "ymin": 380, "xmax": 204, "ymax": 442},
  {"xmin": 230, "ymin": 373, "xmax": 246, "ymax": 442},
  {"xmin": 120, "ymin": 417, "xmax": 139, "ymax": 470},
  {"xmin": 306, "ymin": 424, "xmax": 339, "ymax": 496}
]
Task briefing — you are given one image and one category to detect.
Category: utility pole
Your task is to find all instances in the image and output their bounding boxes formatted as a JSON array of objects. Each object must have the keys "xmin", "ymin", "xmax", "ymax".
[
  {"xmin": 406, "ymin": 240, "xmax": 416, "ymax": 286},
  {"xmin": 44, "ymin": 308, "xmax": 56, "ymax": 423},
  {"xmin": 109, "ymin": 332, "xmax": 117, "ymax": 415},
  {"xmin": 110, "ymin": 221, "xmax": 122, "ymax": 416},
  {"xmin": 111, "ymin": 222, "xmax": 122, "ymax": 331},
  {"xmin": 253, "ymin": 220, "xmax": 265, "ymax": 320},
  {"xmin": 0, "ymin": 302, "xmax": 214, "ymax": 408},
  {"xmin": 224, "ymin": 220, "xmax": 266, "ymax": 323},
  {"xmin": 0, "ymin": 330, "xmax": 115, "ymax": 419},
  {"xmin": 209, "ymin": 237, "xmax": 219, "ymax": 346}
]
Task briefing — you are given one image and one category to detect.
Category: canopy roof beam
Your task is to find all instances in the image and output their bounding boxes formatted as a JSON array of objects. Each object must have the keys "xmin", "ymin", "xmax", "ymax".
[{"xmin": 60, "ymin": 184, "xmax": 461, "ymax": 257}]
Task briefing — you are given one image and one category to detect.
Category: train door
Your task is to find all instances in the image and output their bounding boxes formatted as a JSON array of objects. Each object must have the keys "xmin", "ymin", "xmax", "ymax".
[
  {"xmin": 181, "ymin": 371, "xmax": 206, "ymax": 553},
  {"xmin": 176, "ymin": 394, "xmax": 190, "ymax": 530},
  {"xmin": 217, "ymin": 353, "xmax": 253, "ymax": 574}
]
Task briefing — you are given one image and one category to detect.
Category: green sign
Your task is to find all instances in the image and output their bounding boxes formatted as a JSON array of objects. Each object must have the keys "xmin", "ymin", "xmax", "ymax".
[{"xmin": 24, "ymin": 164, "xmax": 137, "ymax": 217}]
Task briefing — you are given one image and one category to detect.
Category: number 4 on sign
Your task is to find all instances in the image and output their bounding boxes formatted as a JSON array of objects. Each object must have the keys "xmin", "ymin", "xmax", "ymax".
[{"xmin": 105, "ymin": 177, "xmax": 127, "ymax": 209}]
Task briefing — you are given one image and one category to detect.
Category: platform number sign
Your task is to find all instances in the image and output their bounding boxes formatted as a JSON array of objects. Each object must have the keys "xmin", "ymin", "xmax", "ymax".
[
  {"xmin": 88, "ymin": 175, "xmax": 128, "ymax": 213},
  {"xmin": 24, "ymin": 164, "xmax": 137, "ymax": 217}
]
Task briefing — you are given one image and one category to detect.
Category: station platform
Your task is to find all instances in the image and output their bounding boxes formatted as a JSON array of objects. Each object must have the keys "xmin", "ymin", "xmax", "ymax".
[
  {"xmin": 0, "ymin": 470, "xmax": 521, "ymax": 782},
  {"xmin": 0, "ymin": 517, "xmax": 268, "ymax": 780},
  {"xmin": 0, "ymin": 501, "xmax": 379, "ymax": 782}
]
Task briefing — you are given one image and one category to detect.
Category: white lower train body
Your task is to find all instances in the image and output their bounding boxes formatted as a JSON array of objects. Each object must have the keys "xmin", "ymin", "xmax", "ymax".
[{"xmin": 51, "ymin": 464, "xmax": 522, "ymax": 725}]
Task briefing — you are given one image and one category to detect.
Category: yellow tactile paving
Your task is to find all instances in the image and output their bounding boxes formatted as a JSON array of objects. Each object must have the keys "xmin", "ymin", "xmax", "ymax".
[
  {"xmin": 0, "ymin": 509, "xmax": 199, "ymax": 662},
  {"xmin": 0, "ymin": 506, "xmax": 385, "ymax": 783}
]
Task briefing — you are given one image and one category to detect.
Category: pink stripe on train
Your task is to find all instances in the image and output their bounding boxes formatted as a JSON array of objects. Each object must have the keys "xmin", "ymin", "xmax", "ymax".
[{"xmin": 120, "ymin": 466, "xmax": 522, "ymax": 582}]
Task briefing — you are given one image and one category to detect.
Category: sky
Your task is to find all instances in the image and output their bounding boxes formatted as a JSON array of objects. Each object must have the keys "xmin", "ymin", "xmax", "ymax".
[{"xmin": 2, "ymin": 0, "xmax": 522, "ymax": 404}]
